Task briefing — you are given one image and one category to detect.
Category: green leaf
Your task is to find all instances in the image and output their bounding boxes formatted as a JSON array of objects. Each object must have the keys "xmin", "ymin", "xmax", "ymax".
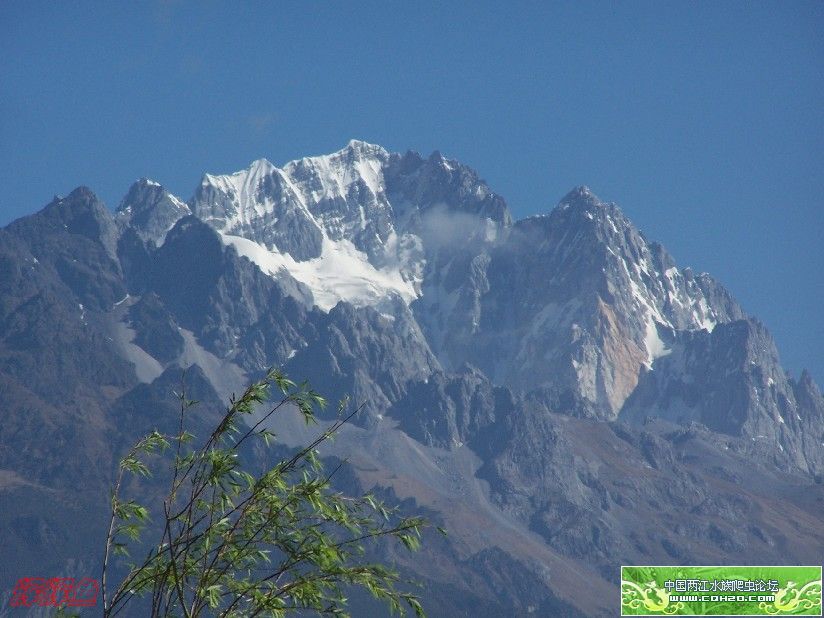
[{"xmin": 102, "ymin": 368, "xmax": 431, "ymax": 618}]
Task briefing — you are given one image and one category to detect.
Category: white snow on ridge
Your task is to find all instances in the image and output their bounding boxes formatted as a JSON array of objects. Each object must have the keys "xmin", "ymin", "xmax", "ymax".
[
  {"xmin": 194, "ymin": 141, "xmax": 427, "ymax": 313},
  {"xmin": 281, "ymin": 142, "xmax": 390, "ymax": 224},
  {"xmin": 200, "ymin": 158, "xmax": 278, "ymax": 226},
  {"xmin": 693, "ymin": 297, "xmax": 717, "ymax": 332},
  {"xmin": 197, "ymin": 142, "xmax": 392, "ymax": 235},
  {"xmin": 222, "ymin": 233, "xmax": 419, "ymax": 311},
  {"xmin": 643, "ymin": 319, "xmax": 671, "ymax": 367},
  {"xmin": 167, "ymin": 193, "xmax": 188, "ymax": 210},
  {"xmin": 625, "ymin": 267, "xmax": 673, "ymax": 367}
]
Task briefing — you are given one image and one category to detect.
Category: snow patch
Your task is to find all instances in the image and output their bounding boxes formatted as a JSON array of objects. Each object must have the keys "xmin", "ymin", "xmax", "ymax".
[
  {"xmin": 692, "ymin": 297, "xmax": 717, "ymax": 332},
  {"xmin": 643, "ymin": 319, "xmax": 671, "ymax": 368},
  {"xmin": 223, "ymin": 233, "xmax": 418, "ymax": 311}
]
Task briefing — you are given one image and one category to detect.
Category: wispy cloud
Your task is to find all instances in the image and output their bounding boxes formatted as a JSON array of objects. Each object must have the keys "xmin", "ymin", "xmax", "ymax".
[{"xmin": 247, "ymin": 112, "xmax": 277, "ymax": 136}]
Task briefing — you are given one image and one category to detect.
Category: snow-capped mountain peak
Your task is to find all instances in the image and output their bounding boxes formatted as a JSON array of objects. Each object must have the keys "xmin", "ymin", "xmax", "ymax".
[
  {"xmin": 558, "ymin": 184, "xmax": 599, "ymax": 207},
  {"xmin": 116, "ymin": 178, "xmax": 190, "ymax": 246},
  {"xmin": 181, "ymin": 141, "xmax": 514, "ymax": 314},
  {"xmin": 113, "ymin": 143, "xmax": 749, "ymax": 419},
  {"xmin": 185, "ymin": 142, "xmax": 418, "ymax": 312}
]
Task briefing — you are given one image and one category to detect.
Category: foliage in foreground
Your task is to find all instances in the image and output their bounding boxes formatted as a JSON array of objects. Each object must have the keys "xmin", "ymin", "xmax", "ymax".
[{"xmin": 101, "ymin": 368, "xmax": 427, "ymax": 617}]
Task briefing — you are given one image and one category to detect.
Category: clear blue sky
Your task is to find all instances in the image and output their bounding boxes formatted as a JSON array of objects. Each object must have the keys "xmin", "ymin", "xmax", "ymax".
[{"xmin": 1, "ymin": 1, "xmax": 822, "ymax": 384}]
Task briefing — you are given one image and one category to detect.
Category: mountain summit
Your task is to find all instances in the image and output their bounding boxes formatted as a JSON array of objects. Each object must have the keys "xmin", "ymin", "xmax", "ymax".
[
  {"xmin": 1, "ymin": 141, "xmax": 822, "ymax": 615},
  {"xmin": 105, "ymin": 142, "xmax": 824, "ymax": 470}
]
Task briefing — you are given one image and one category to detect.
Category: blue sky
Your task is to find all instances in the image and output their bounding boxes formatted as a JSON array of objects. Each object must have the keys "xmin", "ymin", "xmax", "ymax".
[{"xmin": 1, "ymin": 1, "xmax": 822, "ymax": 383}]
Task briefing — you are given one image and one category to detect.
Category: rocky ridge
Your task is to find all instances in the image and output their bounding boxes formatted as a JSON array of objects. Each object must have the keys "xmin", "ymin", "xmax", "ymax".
[{"xmin": 1, "ymin": 142, "xmax": 822, "ymax": 616}]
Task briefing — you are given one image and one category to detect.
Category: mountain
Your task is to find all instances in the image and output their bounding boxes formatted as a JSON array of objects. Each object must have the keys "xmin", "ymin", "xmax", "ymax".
[
  {"xmin": 116, "ymin": 178, "xmax": 191, "ymax": 246},
  {"xmin": 1, "ymin": 142, "xmax": 822, "ymax": 616}
]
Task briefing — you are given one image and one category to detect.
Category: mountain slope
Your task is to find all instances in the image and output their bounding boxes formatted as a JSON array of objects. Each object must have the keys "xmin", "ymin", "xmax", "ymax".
[{"xmin": 1, "ymin": 142, "xmax": 822, "ymax": 617}]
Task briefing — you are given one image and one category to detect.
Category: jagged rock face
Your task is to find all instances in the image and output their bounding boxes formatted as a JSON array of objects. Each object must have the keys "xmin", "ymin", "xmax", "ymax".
[
  {"xmin": 5, "ymin": 187, "xmax": 125, "ymax": 310},
  {"xmin": 126, "ymin": 292, "xmax": 185, "ymax": 364},
  {"xmin": 383, "ymin": 148, "xmax": 512, "ymax": 226},
  {"xmin": 475, "ymin": 407, "xmax": 824, "ymax": 578},
  {"xmin": 188, "ymin": 141, "xmax": 510, "ymax": 264},
  {"xmin": 183, "ymin": 141, "xmax": 512, "ymax": 313},
  {"xmin": 115, "ymin": 212, "xmax": 439, "ymax": 419},
  {"xmin": 94, "ymin": 142, "xmax": 820, "ymax": 460},
  {"xmin": 191, "ymin": 156, "xmax": 326, "ymax": 261},
  {"xmin": 419, "ymin": 186, "xmax": 745, "ymax": 418},
  {"xmin": 0, "ymin": 188, "xmax": 159, "ymax": 459},
  {"xmin": 621, "ymin": 319, "xmax": 824, "ymax": 476},
  {"xmin": 2, "ymin": 142, "xmax": 824, "ymax": 615},
  {"xmin": 392, "ymin": 364, "xmax": 503, "ymax": 448},
  {"xmin": 793, "ymin": 371, "xmax": 824, "ymax": 478},
  {"xmin": 152, "ymin": 144, "xmax": 757, "ymax": 422},
  {"xmin": 116, "ymin": 179, "xmax": 191, "ymax": 246},
  {"xmin": 284, "ymin": 299, "xmax": 442, "ymax": 419},
  {"xmin": 189, "ymin": 141, "xmax": 400, "ymax": 266},
  {"xmin": 140, "ymin": 216, "xmax": 316, "ymax": 367}
]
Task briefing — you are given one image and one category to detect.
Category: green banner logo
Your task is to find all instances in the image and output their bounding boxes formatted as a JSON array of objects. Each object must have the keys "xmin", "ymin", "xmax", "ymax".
[{"xmin": 621, "ymin": 566, "xmax": 822, "ymax": 616}]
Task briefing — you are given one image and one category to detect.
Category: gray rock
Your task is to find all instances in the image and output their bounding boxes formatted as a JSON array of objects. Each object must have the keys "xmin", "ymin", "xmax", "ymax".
[{"xmin": 116, "ymin": 178, "xmax": 191, "ymax": 246}]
